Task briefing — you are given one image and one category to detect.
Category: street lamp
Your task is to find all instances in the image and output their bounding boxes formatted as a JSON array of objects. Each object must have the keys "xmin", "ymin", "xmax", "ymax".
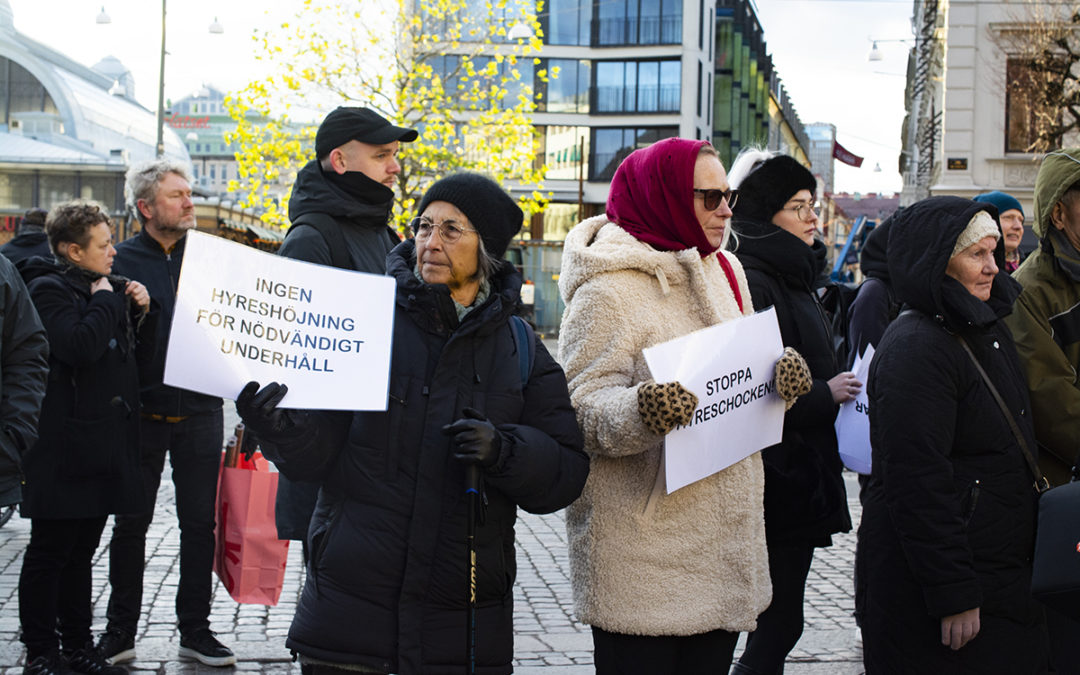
[
  {"xmin": 866, "ymin": 37, "xmax": 913, "ymax": 63},
  {"xmin": 96, "ymin": 3, "xmax": 223, "ymax": 157}
]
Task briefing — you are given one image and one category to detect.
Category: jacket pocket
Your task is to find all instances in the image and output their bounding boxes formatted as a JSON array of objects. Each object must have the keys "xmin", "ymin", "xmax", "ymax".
[{"xmin": 58, "ymin": 413, "xmax": 125, "ymax": 480}]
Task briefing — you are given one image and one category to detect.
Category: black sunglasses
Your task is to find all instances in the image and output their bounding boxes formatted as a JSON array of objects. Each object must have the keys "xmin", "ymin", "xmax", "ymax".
[{"xmin": 693, "ymin": 188, "xmax": 738, "ymax": 211}]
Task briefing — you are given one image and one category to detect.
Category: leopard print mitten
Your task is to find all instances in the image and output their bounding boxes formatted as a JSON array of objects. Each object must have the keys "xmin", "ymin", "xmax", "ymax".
[
  {"xmin": 637, "ymin": 381, "xmax": 699, "ymax": 436},
  {"xmin": 774, "ymin": 346, "xmax": 813, "ymax": 411}
]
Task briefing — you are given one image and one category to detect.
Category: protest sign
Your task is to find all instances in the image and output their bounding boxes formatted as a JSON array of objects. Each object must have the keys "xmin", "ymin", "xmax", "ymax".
[
  {"xmin": 163, "ymin": 231, "xmax": 395, "ymax": 410},
  {"xmin": 835, "ymin": 344, "xmax": 875, "ymax": 474},
  {"xmin": 643, "ymin": 308, "xmax": 785, "ymax": 493}
]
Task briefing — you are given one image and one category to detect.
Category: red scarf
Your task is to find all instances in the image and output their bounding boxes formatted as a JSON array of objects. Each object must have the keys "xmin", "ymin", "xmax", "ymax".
[{"xmin": 605, "ymin": 138, "xmax": 744, "ymax": 312}]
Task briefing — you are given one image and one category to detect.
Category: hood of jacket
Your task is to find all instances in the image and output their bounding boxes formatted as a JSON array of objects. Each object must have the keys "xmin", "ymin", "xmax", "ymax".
[
  {"xmin": 1034, "ymin": 148, "xmax": 1080, "ymax": 238},
  {"xmin": 558, "ymin": 215, "xmax": 726, "ymax": 306},
  {"xmin": 287, "ymin": 160, "xmax": 393, "ymax": 224},
  {"xmin": 887, "ymin": 196, "xmax": 1020, "ymax": 330},
  {"xmin": 385, "ymin": 238, "xmax": 522, "ymax": 337},
  {"xmin": 16, "ymin": 254, "xmax": 61, "ymax": 284},
  {"xmin": 859, "ymin": 215, "xmax": 894, "ymax": 282},
  {"xmin": 730, "ymin": 216, "xmax": 824, "ymax": 288}
]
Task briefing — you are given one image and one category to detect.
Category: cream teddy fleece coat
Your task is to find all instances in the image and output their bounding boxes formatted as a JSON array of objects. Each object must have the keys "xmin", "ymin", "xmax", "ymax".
[{"xmin": 557, "ymin": 216, "xmax": 772, "ymax": 636}]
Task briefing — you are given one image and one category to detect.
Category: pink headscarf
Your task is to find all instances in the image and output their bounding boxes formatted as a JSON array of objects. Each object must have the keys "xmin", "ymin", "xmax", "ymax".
[{"xmin": 605, "ymin": 137, "xmax": 744, "ymax": 312}]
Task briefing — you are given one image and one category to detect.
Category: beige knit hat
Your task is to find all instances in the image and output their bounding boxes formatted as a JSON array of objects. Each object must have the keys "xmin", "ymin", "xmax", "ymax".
[{"xmin": 950, "ymin": 210, "xmax": 1000, "ymax": 259}]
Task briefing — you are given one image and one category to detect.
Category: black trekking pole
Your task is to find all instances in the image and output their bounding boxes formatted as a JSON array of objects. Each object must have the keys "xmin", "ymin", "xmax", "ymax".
[{"xmin": 465, "ymin": 464, "xmax": 480, "ymax": 675}]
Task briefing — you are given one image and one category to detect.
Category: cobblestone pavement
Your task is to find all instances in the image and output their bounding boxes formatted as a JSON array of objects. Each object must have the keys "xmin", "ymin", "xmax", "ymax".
[{"xmin": 0, "ymin": 404, "xmax": 865, "ymax": 675}]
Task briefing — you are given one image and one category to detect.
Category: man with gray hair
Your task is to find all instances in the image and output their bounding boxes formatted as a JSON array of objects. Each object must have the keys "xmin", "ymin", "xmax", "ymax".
[
  {"xmin": 1005, "ymin": 148, "xmax": 1080, "ymax": 674},
  {"xmin": 95, "ymin": 160, "xmax": 234, "ymax": 667}
]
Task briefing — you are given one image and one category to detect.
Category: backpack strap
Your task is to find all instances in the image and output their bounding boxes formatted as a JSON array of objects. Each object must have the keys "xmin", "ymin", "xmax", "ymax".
[
  {"xmin": 509, "ymin": 316, "xmax": 536, "ymax": 386},
  {"xmin": 287, "ymin": 214, "xmax": 351, "ymax": 270}
]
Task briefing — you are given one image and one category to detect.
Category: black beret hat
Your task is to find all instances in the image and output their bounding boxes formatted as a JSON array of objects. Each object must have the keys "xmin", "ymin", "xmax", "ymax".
[
  {"xmin": 314, "ymin": 107, "xmax": 418, "ymax": 159},
  {"xmin": 733, "ymin": 154, "xmax": 817, "ymax": 224},
  {"xmin": 417, "ymin": 173, "xmax": 524, "ymax": 259}
]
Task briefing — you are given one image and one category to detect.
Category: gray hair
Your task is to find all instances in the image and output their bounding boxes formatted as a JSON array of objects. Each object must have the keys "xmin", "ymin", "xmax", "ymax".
[
  {"xmin": 125, "ymin": 159, "xmax": 192, "ymax": 225},
  {"xmin": 475, "ymin": 234, "xmax": 504, "ymax": 286}
]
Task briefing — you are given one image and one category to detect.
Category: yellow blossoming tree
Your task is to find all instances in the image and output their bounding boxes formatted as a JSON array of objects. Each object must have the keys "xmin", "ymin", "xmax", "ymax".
[{"xmin": 226, "ymin": 0, "xmax": 550, "ymax": 231}]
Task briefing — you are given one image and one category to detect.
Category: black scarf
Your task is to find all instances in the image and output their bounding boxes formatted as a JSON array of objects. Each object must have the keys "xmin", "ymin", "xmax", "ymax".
[{"xmin": 324, "ymin": 170, "xmax": 395, "ymax": 209}]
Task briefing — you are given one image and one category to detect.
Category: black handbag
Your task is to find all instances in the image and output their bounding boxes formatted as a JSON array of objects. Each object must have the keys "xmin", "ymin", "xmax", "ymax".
[{"xmin": 955, "ymin": 334, "xmax": 1080, "ymax": 620}]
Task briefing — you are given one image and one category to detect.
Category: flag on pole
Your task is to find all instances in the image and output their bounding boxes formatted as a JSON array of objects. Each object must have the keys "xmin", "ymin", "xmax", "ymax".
[{"xmin": 833, "ymin": 141, "xmax": 864, "ymax": 168}]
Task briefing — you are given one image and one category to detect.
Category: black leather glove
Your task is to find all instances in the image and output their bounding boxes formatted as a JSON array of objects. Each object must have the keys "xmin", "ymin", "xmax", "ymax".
[
  {"xmin": 442, "ymin": 407, "xmax": 503, "ymax": 468},
  {"xmin": 235, "ymin": 381, "xmax": 301, "ymax": 439}
]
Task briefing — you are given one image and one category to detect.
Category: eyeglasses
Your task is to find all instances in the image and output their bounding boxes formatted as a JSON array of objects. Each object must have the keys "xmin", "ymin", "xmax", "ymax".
[
  {"xmin": 783, "ymin": 199, "xmax": 821, "ymax": 221},
  {"xmin": 410, "ymin": 216, "xmax": 477, "ymax": 244},
  {"xmin": 693, "ymin": 188, "xmax": 738, "ymax": 211}
]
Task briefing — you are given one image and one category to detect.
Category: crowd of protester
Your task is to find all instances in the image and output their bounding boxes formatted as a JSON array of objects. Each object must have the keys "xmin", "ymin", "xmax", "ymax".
[{"xmin": 5, "ymin": 106, "xmax": 1077, "ymax": 675}]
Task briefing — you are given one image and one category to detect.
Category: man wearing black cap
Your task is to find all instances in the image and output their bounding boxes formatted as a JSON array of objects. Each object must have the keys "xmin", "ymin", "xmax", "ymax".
[
  {"xmin": 1, "ymin": 208, "xmax": 52, "ymax": 264},
  {"xmin": 272, "ymin": 107, "xmax": 418, "ymax": 550}
]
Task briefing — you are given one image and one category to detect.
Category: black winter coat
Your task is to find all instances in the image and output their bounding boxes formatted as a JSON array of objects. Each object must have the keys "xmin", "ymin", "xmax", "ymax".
[
  {"xmin": 257, "ymin": 240, "xmax": 588, "ymax": 675},
  {"xmin": 857, "ymin": 197, "xmax": 1047, "ymax": 673},
  {"xmin": 733, "ymin": 220, "xmax": 852, "ymax": 543},
  {"xmin": 273, "ymin": 162, "xmax": 402, "ymax": 541},
  {"xmin": 0, "ymin": 232, "xmax": 52, "ymax": 265},
  {"xmin": 19, "ymin": 258, "xmax": 150, "ymax": 519},
  {"xmin": 112, "ymin": 230, "xmax": 221, "ymax": 417},
  {"xmin": 0, "ymin": 254, "xmax": 48, "ymax": 507},
  {"xmin": 282, "ymin": 161, "xmax": 401, "ymax": 272}
]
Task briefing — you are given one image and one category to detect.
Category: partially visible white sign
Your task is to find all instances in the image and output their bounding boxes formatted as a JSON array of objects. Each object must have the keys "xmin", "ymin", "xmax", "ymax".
[
  {"xmin": 835, "ymin": 344, "xmax": 875, "ymax": 475},
  {"xmin": 644, "ymin": 308, "xmax": 786, "ymax": 493},
  {"xmin": 163, "ymin": 231, "xmax": 396, "ymax": 410}
]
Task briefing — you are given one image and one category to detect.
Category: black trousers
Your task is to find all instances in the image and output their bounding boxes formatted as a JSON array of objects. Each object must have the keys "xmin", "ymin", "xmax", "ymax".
[
  {"xmin": 105, "ymin": 410, "xmax": 223, "ymax": 637},
  {"xmin": 591, "ymin": 625, "xmax": 740, "ymax": 675},
  {"xmin": 19, "ymin": 516, "xmax": 108, "ymax": 658},
  {"xmin": 736, "ymin": 541, "xmax": 817, "ymax": 675}
]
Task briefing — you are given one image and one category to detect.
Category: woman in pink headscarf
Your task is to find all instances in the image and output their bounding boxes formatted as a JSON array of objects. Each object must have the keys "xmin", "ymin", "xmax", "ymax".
[{"xmin": 557, "ymin": 139, "xmax": 809, "ymax": 673}]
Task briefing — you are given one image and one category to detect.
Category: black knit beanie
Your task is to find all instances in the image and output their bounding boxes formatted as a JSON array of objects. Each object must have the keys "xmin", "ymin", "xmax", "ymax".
[
  {"xmin": 416, "ymin": 173, "xmax": 524, "ymax": 258},
  {"xmin": 733, "ymin": 155, "xmax": 817, "ymax": 223}
]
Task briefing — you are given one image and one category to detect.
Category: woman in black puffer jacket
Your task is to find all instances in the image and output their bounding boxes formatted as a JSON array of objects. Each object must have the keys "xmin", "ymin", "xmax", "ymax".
[
  {"xmin": 728, "ymin": 150, "xmax": 857, "ymax": 675},
  {"xmin": 237, "ymin": 174, "xmax": 588, "ymax": 675},
  {"xmin": 857, "ymin": 196, "xmax": 1048, "ymax": 673},
  {"xmin": 18, "ymin": 200, "xmax": 152, "ymax": 675}
]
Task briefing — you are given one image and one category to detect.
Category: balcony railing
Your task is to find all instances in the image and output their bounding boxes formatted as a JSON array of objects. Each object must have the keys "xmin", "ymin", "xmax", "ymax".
[{"xmin": 596, "ymin": 15, "xmax": 682, "ymax": 45}]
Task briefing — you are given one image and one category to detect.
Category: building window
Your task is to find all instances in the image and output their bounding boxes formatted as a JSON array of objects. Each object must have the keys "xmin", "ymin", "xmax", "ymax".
[
  {"xmin": 1005, "ymin": 56, "xmax": 1062, "ymax": 153},
  {"xmin": 210, "ymin": 165, "xmax": 216, "ymax": 181},
  {"xmin": 697, "ymin": 61, "xmax": 702, "ymax": 116},
  {"xmin": 0, "ymin": 173, "xmax": 34, "ymax": 211},
  {"xmin": 596, "ymin": 0, "xmax": 682, "ymax": 46},
  {"xmin": 425, "ymin": 54, "xmax": 533, "ymax": 107},
  {"xmin": 591, "ymin": 126, "xmax": 679, "ymax": 180},
  {"xmin": 537, "ymin": 59, "xmax": 590, "ymax": 113},
  {"xmin": 538, "ymin": 125, "xmax": 590, "ymax": 179},
  {"xmin": 545, "ymin": 0, "xmax": 591, "ymax": 45},
  {"xmin": 595, "ymin": 59, "xmax": 680, "ymax": 113},
  {"xmin": 0, "ymin": 57, "xmax": 60, "ymax": 126},
  {"xmin": 39, "ymin": 175, "xmax": 76, "ymax": 210}
]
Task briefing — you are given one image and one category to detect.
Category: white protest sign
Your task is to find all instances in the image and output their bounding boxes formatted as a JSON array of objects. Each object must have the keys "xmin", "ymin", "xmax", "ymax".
[
  {"xmin": 163, "ymin": 231, "xmax": 395, "ymax": 410},
  {"xmin": 643, "ymin": 307, "xmax": 786, "ymax": 493},
  {"xmin": 835, "ymin": 344, "xmax": 875, "ymax": 474}
]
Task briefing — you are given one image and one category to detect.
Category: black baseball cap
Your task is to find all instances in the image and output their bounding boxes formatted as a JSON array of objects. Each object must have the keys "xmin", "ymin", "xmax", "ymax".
[{"xmin": 314, "ymin": 107, "xmax": 419, "ymax": 159}]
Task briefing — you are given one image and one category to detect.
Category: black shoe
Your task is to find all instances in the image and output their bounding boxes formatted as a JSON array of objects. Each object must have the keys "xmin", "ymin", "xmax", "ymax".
[
  {"xmin": 23, "ymin": 653, "xmax": 70, "ymax": 675},
  {"xmin": 178, "ymin": 629, "xmax": 236, "ymax": 667},
  {"xmin": 66, "ymin": 647, "xmax": 126, "ymax": 675},
  {"xmin": 94, "ymin": 629, "xmax": 135, "ymax": 666}
]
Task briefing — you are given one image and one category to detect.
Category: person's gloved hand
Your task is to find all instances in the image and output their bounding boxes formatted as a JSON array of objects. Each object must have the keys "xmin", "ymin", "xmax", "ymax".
[
  {"xmin": 637, "ymin": 381, "xmax": 698, "ymax": 436},
  {"xmin": 442, "ymin": 407, "xmax": 503, "ymax": 468},
  {"xmin": 235, "ymin": 381, "xmax": 300, "ymax": 438},
  {"xmin": 774, "ymin": 347, "xmax": 813, "ymax": 411}
]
